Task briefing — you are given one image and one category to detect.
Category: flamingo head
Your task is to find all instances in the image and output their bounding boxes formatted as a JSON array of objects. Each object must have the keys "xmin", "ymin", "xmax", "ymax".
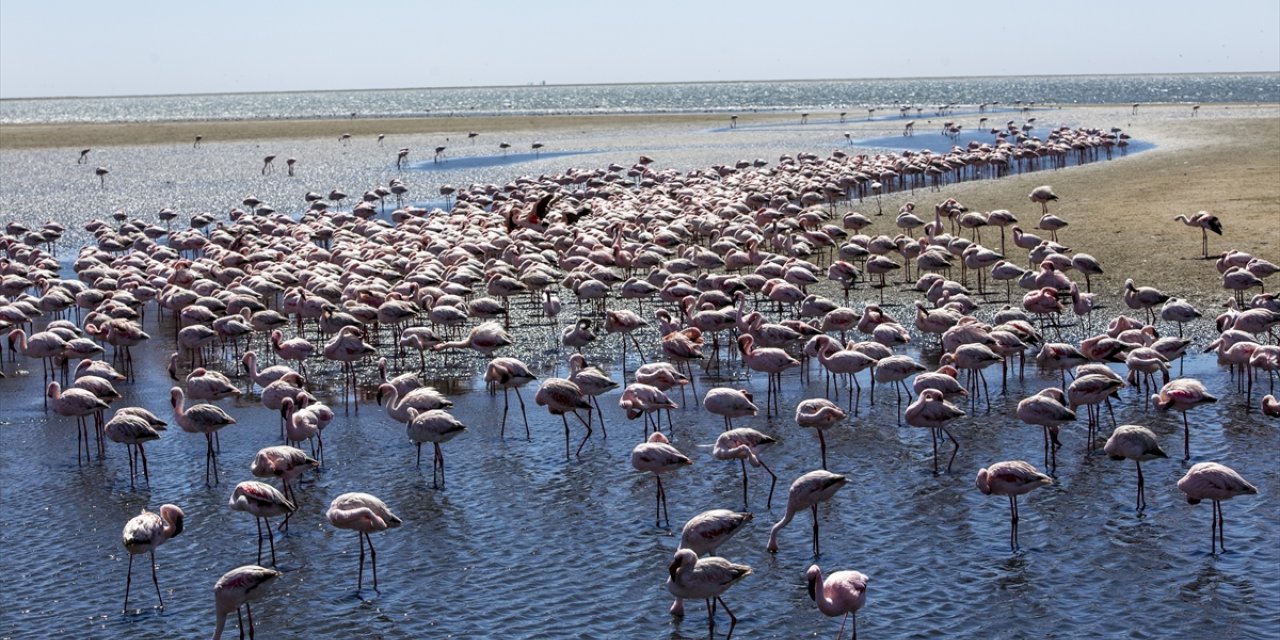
[{"xmin": 806, "ymin": 565, "xmax": 822, "ymax": 601}]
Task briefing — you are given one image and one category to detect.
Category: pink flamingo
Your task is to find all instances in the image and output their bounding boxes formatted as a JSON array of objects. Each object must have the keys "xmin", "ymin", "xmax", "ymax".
[
  {"xmin": 795, "ymin": 398, "xmax": 846, "ymax": 469},
  {"xmin": 1016, "ymin": 388, "xmax": 1076, "ymax": 470},
  {"xmin": 323, "ymin": 326, "xmax": 375, "ymax": 411},
  {"xmin": 1177, "ymin": 462, "xmax": 1257, "ymax": 553},
  {"xmin": 1124, "ymin": 279, "xmax": 1171, "ymax": 325},
  {"xmin": 47, "ymin": 381, "xmax": 109, "ymax": 463},
  {"xmin": 434, "ymin": 321, "xmax": 512, "ymax": 355},
  {"xmin": 326, "ymin": 492, "xmax": 402, "ymax": 591},
  {"xmin": 679, "ymin": 509, "xmax": 753, "ymax": 557},
  {"xmin": 1152, "ymin": 378, "xmax": 1217, "ymax": 460},
  {"xmin": 870, "ymin": 355, "xmax": 925, "ymax": 423},
  {"xmin": 1103, "ymin": 425, "xmax": 1168, "ymax": 510},
  {"xmin": 270, "ymin": 330, "xmax": 314, "ymax": 375},
  {"xmin": 1028, "ymin": 185, "xmax": 1058, "ymax": 214},
  {"xmin": 975, "ymin": 460, "xmax": 1052, "ymax": 551},
  {"xmin": 9, "ymin": 328, "xmax": 67, "ymax": 390},
  {"xmin": 171, "ymin": 386, "xmax": 235, "ymax": 485},
  {"xmin": 405, "ymin": 407, "xmax": 466, "ymax": 488},
  {"xmin": 568, "ymin": 353, "xmax": 619, "ymax": 435},
  {"xmin": 228, "ymin": 481, "xmax": 295, "ymax": 566},
  {"xmin": 666, "ymin": 548, "xmax": 752, "ymax": 639},
  {"xmin": 485, "ymin": 357, "xmax": 537, "ymax": 439},
  {"xmin": 212, "ymin": 565, "xmax": 282, "ymax": 640},
  {"xmin": 632, "ymin": 432, "xmax": 692, "ymax": 528},
  {"xmin": 806, "ymin": 564, "xmax": 869, "ymax": 640},
  {"xmin": 121, "ymin": 504, "xmax": 184, "ymax": 612},
  {"xmin": 738, "ymin": 334, "xmax": 799, "ymax": 415},
  {"xmin": 620, "ymin": 382, "xmax": 679, "ymax": 436},
  {"xmin": 703, "ymin": 387, "xmax": 758, "ymax": 431},
  {"xmin": 105, "ymin": 411, "xmax": 166, "ymax": 488},
  {"xmin": 713, "ymin": 428, "xmax": 778, "ymax": 508},
  {"xmin": 250, "ymin": 445, "xmax": 318, "ymax": 502},
  {"xmin": 767, "ymin": 469, "xmax": 848, "ymax": 556},
  {"xmin": 1173, "ymin": 211, "xmax": 1223, "ymax": 258},
  {"xmin": 1067, "ymin": 374, "xmax": 1125, "ymax": 450},
  {"xmin": 535, "ymin": 378, "xmax": 593, "ymax": 458},
  {"xmin": 1264, "ymin": 394, "xmax": 1280, "ymax": 417},
  {"xmin": 905, "ymin": 388, "xmax": 966, "ymax": 473}
]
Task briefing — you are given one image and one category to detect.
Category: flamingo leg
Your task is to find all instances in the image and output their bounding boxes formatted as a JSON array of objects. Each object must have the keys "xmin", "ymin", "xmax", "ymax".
[
  {"xmin": 369, "ymin": 531, "xmax": 380, "ymax": 591},
  {"xmin": 757, "ymin": 457, "xmax": 778, "ymax": 510},
  {"xmin": 1135, "ymin": 460, "xmax": 1146, "ymax": 511},
  {"xmin": 514, "ymin": 387, "xmax": 531, "ymax": 440},
  {"xmin": 356, "ymin": 531, "xmax": 366, "ymax": 591},
  {"xmin": 655, "ymin": 473, "xmax": 670, "ymax": 528},
  {"xmin": 818, "ymin": 429, "xmax": 828, "ymax": 470},
  {"xmin": 717, "ymin": 595, "xmax": 738, "ymax": 639},
  {"xmin": 739, "ymin": 458, "xmax": 749, "ymax": 510},
  {"xmin": 149, "ymin": 549, "xmax": 163, "ymax": 609},
  {"xmin": 1010, "ymin": 494, "xmax": 1019, "ymax": 551},
  {"xmin": 573, "ymin": 410, "xmax": 592, "ymax": 457},
  {"xmin": 1183, "ymin": 411, "xmax": 1191, "ymax": 460},
  {"xmin": 811, "ymin": 503, "xmax": 821, "ymax": 556},
  {"xmin": 434, "ymin": 442, "xmax": 444, "ymax": 489},
  {"xmin": 123, "ymin": 554, "xmax": 134, "ymax": 613},
  {"xmin": 943, "ymin": 426, "xmax": 960, "ymax": 473},
  {"xmin": 500, "ymin": 389, "xmax": 510, "ymax": 438}
]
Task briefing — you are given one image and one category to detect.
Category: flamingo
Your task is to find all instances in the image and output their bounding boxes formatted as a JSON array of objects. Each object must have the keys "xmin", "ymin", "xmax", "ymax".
[
  {"xmin": 1264, "ymin": 394, "xmax": 1280, "ymax": 417},
  {"xmin": 1067, "ymin": 374, "xmax": 1125, "ymax": 451},
  {"xmin": 1177, "ymin": 462, "xmax": 1257, "ymax": 554},
  {"xmin": 1103, "ymin": 425, "xmax": 1168, "ymax": 510},
  {"xmin": 326, "ymin": 492, "xmax": 402, "ymax": 591},
  {"xmin": 242, "ymin": 351, "xmax": 301, "ymax": 392},
  {"xmin": 434, "ymin": 321, "xmax": 512, "ymax": 355},
  {"xmin": 121, "ymin": 504, "xmax": 184, "ymax": 612},
  {"xmin": 767, "ymin": 469, "xmax": 848, "ymax": 556},
  {"xmin": 47, "ymin": 381, "xmax": 109, "ymax": 464},
  {"xmin": 871, "ymin": 355, "xmax": 926, "ymax": 423},
  {"xmin": 534, "ymin": 378, "xmax": 593, "ymax": 458},
  {"xmin": 1016, "ymin": 388, "xmax": 1076, "ymax": 470},
  {"xmin": 1173, "ymin": 211, "xmax": 1223, "ymax": 258},
  {"xmin": 568, "ymin": 353, "xmax": 618, "ymax": 435},
  {"xmin": 703, "ymin": 387, "xmax": 758, "ymax": 431},
  {"xmin": 795, "ymin": 398, "xmax": 846, "ymax": 470},
  {"xmin": 737, "ymin": 334, "xmax": 798, "ymax": 415},
  {"xmin": 250, "ymin": 445, "xmax": 319, "ymax": 502},
  {"xmin": 9, "ymin": 327, "xmax": 67, "ymax": 390},
  {"xmin": 212, "ymin": 565, "xmax": 282, "ymax": 640},
  {"xmin": 485, "ymin": 357, "xmax": 537, "ymax": 439},
  {"xmin": 105, "ymin": 411, "xmax": 166, "ymax": 488},
  {"xmin": 170, "ymin": 386, "xmax": 235, "ymax": 485},
  {"xmin": 806, "ymin": 565, "xmax": 869, "ymax": 640},
  {"xmin": 666, "ymin": 548, "xmax": 752, "ymax": 639},
  {"xmin": 405, "ymin": 407, "xmax": 466, "ymax": 488},
  {"xmin": 975, "ymin": 460, "xmax": 1052, "ymax": 551},
  {"xmin": 713, "ymin": 428, "xmax": 778, "ymax": 509},
  {"xmin": 905, "ymin": 388, "xmax": 966, "ymax": 473},
  {"xmin": 323, "ymin": 326, "xmax": 376, "ymax": 410},
  {"xmin": 1153, "ymin": 378, "xmax": 1217, "ymax": 460},
  {"xmin": 228, "ymin": 481, "xmax": 295, "ymax": 566},
  {"xmin": 1028, "ymin": 185, "xmax": 1058, "ymax": 214},
  {"xmin": 1124, "ymin": 279, "xmax": 1171, "ymax": 325},
  {"xmin": 679, "ymin": 509, "xmax": 753, "ymax": 557},
  {"xmin": 631, "ymin": 432, "xmax": 692, "ymax": 528},
  {"xmin": 619, "ymin": 382, "xmax": 679, "ymax": 436}
]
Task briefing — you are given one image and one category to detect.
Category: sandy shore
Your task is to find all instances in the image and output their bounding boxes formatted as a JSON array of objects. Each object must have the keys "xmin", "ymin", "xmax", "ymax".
[{"xmin": 1, "ymin": 105, "xmax": 1276, "ymax": 307}]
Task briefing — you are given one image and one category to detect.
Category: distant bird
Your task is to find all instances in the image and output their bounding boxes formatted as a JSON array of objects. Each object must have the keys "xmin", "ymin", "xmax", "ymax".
[
  {"xmin": 1177, "ymin": 462, "xmax": 1257, "ymax": 554},
  {"xmin": 327, "ymin": 492, "xmax": 403, "ymax": 591},
  {"xmin": 1028, "ymin": 185, "xmax": 1058, "ymax": 214},
  {"xmin": 212, "ymin": 565, "xmax": 281, "ymax": 640},
  {"xmin": 767, "ymin": 470, "xmax": 848, "ymax": 556},
  {"xmin": 1152, "ymin": 378, "xmax": 1216, "ymax": 460},
  {"xmin": 806, "ymin": 564, "xmax": 869, "ymax": 640},
  {"xmin": 666, "ymin": 548, "xmax": 752, "ymax": 639},
  {"xmin": 78, "ymin": 148, "xmax": 91, "ymax": 163},
  {"xmin": 1103, "ymin": 425, "xmax": 1168, "ymax": 510},
  {"xmin": 632, "ymin": 432, "xmax": 692, "ymax": 528},
  {"xmin": 975, "ymin": 460, "xmax": 1052, "ymax": 551},
  {"xmin": 121, "ymin": 504, "xmax": 184, "ymax": 612},
  {"xmin": 261, "ymin": 155, "xmax": 276, "ymax": 175},
  {"xmin": 229, "ymin": 481, "xmax": 295, "ymax": 566},
  {"xmin": 95, "ymin": 166, "xmax": 109, "ymax": 187},
  {"xmin": 1173, "ymin": 211, "xmax": 1223, "ymax": 258}
]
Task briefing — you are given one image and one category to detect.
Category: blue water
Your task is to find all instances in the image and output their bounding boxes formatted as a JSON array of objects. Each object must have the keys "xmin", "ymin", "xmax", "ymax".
[{"xmin": 2, "ymin": 73, "xmax": 1277, "ymax": 125}]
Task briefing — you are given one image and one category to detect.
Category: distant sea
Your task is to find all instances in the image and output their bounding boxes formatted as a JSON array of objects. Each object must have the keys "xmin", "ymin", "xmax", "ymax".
[{"xmin": 1, "ymin": 73, "xmax": 1277, "ymax": 125}]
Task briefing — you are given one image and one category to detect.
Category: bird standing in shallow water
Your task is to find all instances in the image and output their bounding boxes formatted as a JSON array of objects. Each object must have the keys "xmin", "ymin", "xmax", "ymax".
[
  {"xmin": 1177, "ymin": 462, "xmax": 1257, "ymax": 554},
  {"xmin": 326, "ymin": 492, "xmax": 402, "ymax": 592},
  {"xmin": 807, "ymin": 564, "xmax": 869, "ymax": 640},
  {"xmin": 212, "ymin": 564, "xmax": 281, "ymax": 640},
  {"xmin": 1103, "ymin": 425, "xmax": 1167, "ymax": 510},
  {"xmin": 767, "ymin": 470, "xmax": 848, "ymax": 556},
  {"xmin": 632, "ymin": 432, "xmax": 692, "ymax": 528},
  {"xmin": 975, "ymin": 460, "xmax": 1052, "ymax": 551},
  {"xmin": 666, "ymin": 548, "xmax": 752, "ymax": 639},
  {"xmin": 121, "ymin": 504, "xmax": 184, "ymax": 613}
]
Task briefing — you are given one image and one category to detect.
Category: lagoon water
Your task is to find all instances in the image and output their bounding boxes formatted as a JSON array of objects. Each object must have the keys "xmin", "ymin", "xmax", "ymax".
[{"xmin": 0, "ymin": 76, "xmax": 1278, "ymax": 639}]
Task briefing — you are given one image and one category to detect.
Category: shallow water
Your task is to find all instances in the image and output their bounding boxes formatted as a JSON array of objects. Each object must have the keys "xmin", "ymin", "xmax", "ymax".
[{"xmin": 1, "ymin": 109, "xmax": 1278, "ymax": 640}]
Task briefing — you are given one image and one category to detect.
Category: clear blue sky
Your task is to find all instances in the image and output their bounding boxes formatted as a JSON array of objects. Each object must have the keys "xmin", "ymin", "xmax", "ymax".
[{"xmin": 2, "ymin": 0, "xmax": 1277, "ymax": 99}]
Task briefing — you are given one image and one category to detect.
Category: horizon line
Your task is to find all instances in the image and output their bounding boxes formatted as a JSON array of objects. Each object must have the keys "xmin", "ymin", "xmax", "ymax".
[{"xmin": 3, "ymin": 70, "xmax": 1278, "ymax": 102}]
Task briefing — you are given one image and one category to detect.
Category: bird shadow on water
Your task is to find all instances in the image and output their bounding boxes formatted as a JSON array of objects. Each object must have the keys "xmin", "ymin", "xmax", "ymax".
[{"xmin": 995, "ymin": 554, "xmax": 1030, "ymax": 591}]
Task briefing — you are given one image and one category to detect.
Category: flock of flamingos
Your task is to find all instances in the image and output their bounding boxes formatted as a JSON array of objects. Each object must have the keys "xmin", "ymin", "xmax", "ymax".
[{"xmin": 3, "ymin": 119, "xmax": 1278, "ymax": 639}]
